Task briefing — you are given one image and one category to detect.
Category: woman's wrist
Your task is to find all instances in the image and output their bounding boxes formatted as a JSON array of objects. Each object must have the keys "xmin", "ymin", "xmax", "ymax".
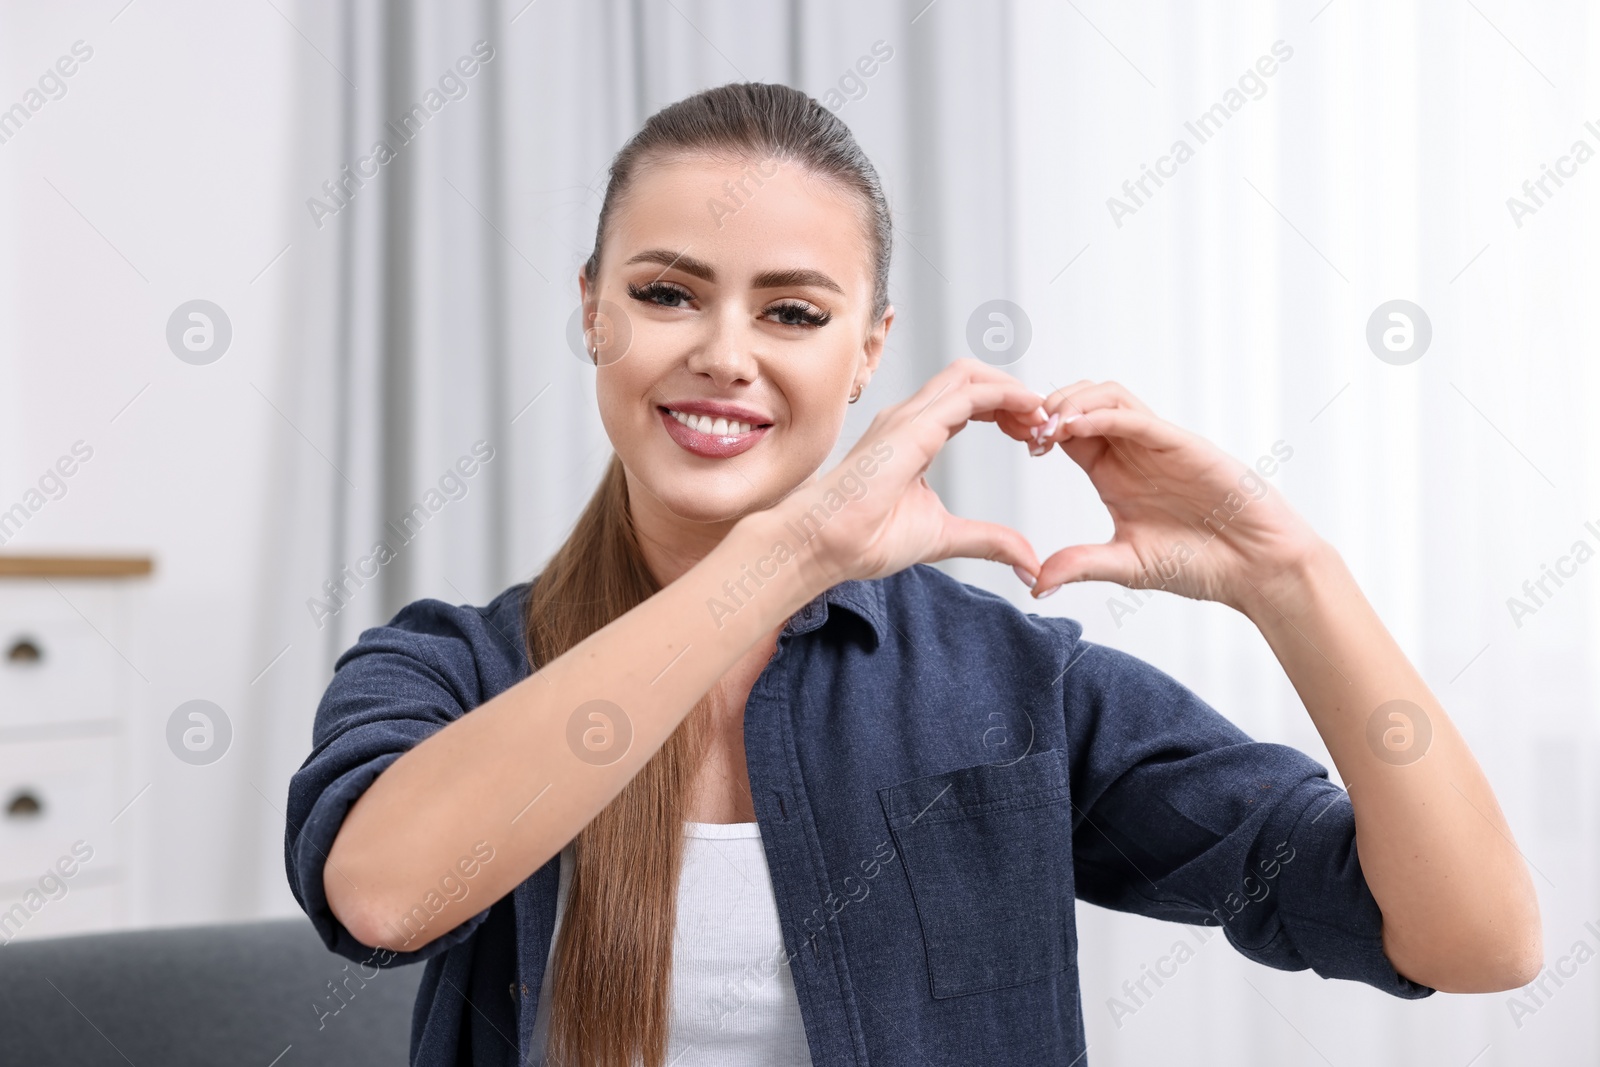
[
  {"xmin": 710, "ymin": 505, "xmax": 837, "ymax": 630},
  {"xmin": 1232, "ymin": 535, "xmax": 1342, "ymax": 629}
]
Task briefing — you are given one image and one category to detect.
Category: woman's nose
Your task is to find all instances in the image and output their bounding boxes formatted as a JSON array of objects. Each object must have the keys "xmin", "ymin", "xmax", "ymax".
[{"xmin": 685, "ymin": 311, "xmax": 760, "ymax": 383}]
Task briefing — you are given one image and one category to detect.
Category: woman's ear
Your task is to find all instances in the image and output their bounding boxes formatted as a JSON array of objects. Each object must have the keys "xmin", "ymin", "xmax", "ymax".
[
  {"xmin": 861, "ymin": 304, "xmax": 894, "ymax": 377},
  {"xmin": 576, "ymin": 270, "xmax": 601, "ymax": 358}
]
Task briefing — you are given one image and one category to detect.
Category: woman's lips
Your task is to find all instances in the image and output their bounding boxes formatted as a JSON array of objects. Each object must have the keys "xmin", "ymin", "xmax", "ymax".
[{"xmin": 658, "ymin": 406, "xmax": 771, "ymax": 459}]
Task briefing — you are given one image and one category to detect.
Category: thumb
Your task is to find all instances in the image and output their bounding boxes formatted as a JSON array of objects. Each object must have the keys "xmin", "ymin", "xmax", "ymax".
[
  {"xmin": 935, "ymin": 513, "xmax": 1041, "ymax": 579},
  {"xmin": 1034, "ymin": 542, "xmax": 1144, "ymax": 593}
]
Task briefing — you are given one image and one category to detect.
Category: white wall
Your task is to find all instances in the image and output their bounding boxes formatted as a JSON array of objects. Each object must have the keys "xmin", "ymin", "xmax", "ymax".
[
  {"xmin": 1012, "ymin": 2, "xmax": 1600, "ymax": 1064},
  {"xmin": 0, "ymin": 0, "xmax": 294, "ymax": 927}
]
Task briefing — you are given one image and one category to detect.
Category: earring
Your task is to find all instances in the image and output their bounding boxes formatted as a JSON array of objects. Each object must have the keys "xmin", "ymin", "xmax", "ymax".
[{"xmin": 848, "ymin": 382, "xmax": 863, "ymax": 404}]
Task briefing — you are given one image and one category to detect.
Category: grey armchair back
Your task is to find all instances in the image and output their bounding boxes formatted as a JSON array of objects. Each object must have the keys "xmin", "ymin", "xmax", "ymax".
[{"xmin": 0, "ymin": 919, "xmax": 422, "ymax": 1066}]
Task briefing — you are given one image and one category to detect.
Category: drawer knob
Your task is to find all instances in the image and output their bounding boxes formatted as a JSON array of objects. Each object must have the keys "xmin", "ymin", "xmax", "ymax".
[
  {"xmin": 5, "ymin": 637, "xmax": 42, "ymax": 664},
  {"xmin": 5, "ymin": 791, "xmax": 43, "ymax": 819}
]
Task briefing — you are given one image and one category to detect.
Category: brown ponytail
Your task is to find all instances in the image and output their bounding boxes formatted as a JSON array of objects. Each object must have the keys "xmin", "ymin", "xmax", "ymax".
[
  {"xmin": 526, "ymin": 453, "xmax": 713, "ymax": 1067},
  {"xmin": 524, "ymin": 81, "xmax": 893, "ymax": 1067}
]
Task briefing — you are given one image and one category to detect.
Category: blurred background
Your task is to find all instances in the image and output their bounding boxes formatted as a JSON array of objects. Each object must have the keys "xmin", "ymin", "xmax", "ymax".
[{"xmin": 1, "ymin": 0, "xmax": 1596, "ymax": 1063}]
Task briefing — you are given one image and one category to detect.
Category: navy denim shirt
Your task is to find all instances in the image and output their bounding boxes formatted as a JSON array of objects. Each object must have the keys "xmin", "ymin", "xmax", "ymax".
[{"xmin": 284, "ymin": 563, "xmax": 1432, "ymax": 1066}]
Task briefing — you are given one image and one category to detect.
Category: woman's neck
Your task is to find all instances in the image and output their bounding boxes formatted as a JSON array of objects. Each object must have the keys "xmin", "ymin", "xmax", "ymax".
[{"xmin": 624, "ymin": 470, "xmax": 744, "ymax": 589}]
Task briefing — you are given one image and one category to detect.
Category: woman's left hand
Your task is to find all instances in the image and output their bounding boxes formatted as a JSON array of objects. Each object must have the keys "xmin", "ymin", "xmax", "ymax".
[{"xmin": 1022, "ymin": 379, "xmax": 1323, "ymax": 613}]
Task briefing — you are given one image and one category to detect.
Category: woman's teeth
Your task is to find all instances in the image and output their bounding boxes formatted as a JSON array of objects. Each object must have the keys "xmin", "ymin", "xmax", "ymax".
[{"xmin": 666, "ymin": 408, "xmax": 759, "ymax": 436}]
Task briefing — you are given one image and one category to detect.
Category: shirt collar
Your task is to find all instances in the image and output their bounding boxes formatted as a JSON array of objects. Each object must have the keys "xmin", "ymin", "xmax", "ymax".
[{"xmin": 781, "ymin": 576, "xmax": 888, "ymax": 647}]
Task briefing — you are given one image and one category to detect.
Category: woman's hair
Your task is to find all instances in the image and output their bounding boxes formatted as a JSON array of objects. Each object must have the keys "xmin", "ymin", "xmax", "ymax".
[{"xmin": 523, "ymin": 81, "xmax": 892, "ymax": 1067}]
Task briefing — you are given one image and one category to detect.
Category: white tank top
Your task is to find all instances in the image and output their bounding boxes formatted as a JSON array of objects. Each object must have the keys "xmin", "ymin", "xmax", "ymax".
[{"xmin": 527, "ymin": 821, "xmax": 814, "ymax": 1066}]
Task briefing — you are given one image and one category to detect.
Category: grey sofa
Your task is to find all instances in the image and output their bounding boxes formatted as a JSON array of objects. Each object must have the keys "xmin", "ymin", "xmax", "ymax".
[{"xmin": 0, "ymin": 918, "xmax": 422, "ymax": 1066}]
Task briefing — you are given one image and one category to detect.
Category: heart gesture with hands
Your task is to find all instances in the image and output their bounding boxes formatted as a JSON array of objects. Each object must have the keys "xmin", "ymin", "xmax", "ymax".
[
  {"xmin": 1021, "ymin": 379, "xmax": 1321, "ymax": 613},
  {"xmin": 783, "ymin": 362, "xmax": 1321, "ymax": 622}
]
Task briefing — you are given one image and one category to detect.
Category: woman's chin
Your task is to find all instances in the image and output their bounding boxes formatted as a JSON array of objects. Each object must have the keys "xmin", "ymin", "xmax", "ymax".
[
  {"xmin": 626, "ymin": 451, "xmax": 807, "ymax": 527},
  {"xmin": 663, "ymin": 494, "xmax": 765, "ymax": 526},
  {"xmin": 647, "ymin": 476, "xmax": 775, "ymax": 526}
]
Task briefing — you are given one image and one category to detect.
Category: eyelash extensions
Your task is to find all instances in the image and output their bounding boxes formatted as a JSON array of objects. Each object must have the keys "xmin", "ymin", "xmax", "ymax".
[{"xmin": 625, "ymin": 280, "xmax": 832, "ymax": 329}]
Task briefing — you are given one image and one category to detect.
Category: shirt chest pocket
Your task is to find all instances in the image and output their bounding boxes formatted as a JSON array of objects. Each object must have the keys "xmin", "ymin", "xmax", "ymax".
[{"xmin": 878, "ymin": 748, "xmax": 1075, "ymax": 1000}]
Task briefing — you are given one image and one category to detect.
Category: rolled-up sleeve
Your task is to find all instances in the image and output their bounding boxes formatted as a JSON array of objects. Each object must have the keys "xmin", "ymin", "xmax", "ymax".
[
  {"xmin": 1059, "ymin": 635, "xmax": 1433, "ymax": 999},
  {"xmin": 283, "ymin": 599, "xmax": 513, "ymax": 968}
]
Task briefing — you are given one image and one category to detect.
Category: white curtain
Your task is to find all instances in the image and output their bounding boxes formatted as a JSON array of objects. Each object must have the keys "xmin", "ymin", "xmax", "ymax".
[
  {"xmin": 248, "ymin": 2, "xmax": 1599, "ymax": 1064},
  {"xmin": 1013, "ymin": 3, "xmax": 1599, "ymax": 1065}
]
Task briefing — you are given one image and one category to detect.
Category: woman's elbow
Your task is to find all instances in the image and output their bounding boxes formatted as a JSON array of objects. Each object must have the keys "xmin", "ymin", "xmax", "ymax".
[
  {"xmin": 1386, "ymin": 904, "xmax": 1544, "ymax": 993},
  {"xmin": 1470, "ymin": 884, "xmax": 1546, "ymax": 992},
  {"xmin": 324, "ymin": 861, "xmax": 389, "ymax": 952}
]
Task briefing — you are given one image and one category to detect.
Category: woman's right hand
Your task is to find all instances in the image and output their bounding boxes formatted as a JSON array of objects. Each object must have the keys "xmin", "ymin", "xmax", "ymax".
[{"xmin": 770, "ymin": 357, "xmax": 1050, "ymax": 589}]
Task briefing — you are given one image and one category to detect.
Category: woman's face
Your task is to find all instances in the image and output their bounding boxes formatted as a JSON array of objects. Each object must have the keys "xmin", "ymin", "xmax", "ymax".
[{"xmin": 581, "ymin": 154, "xmax": 892, "ymax": 530}]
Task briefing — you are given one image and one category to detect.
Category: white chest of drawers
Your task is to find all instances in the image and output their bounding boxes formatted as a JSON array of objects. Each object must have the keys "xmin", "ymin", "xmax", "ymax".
[{"xmin": 0, "ymin": 556, "xmax": 151, "ymax": 943}]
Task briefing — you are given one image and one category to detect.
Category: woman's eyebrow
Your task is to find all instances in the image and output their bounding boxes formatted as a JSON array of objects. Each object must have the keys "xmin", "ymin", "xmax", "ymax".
[
  {"xmin": 627, "ymin": 248, "xmax": 714, "ymax": 280},
  {"xmin": 751, "ymin": 267, "xmax": 844, "ymax": 294},
  {"xmin": 625, "ymin": 248, "xmax": 844, "ymax": 294}
]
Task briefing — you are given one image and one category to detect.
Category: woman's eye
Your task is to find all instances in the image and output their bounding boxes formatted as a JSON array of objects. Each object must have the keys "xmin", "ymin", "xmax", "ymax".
[
  {"xmin": 769, "ymin": 302, "xmax": 831, "ymax": 328},
  {"xmin": 628, "ymin": 281, "xmax": 690, "ymax": 308},
  {"xmin": 626, "ymin": 283, "xmax": 829, "ymax": 328}
]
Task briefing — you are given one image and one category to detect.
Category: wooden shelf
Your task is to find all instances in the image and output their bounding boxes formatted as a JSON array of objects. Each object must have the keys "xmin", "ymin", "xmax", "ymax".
[{"xmin": 0, "ymin": 555, "xmax": 154, "ymax": 579}]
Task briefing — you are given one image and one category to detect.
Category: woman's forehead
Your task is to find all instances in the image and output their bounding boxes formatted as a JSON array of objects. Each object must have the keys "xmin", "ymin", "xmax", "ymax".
[{"xmin": 608, "ymin": 158, "xmax": 873, "ymax": 287}]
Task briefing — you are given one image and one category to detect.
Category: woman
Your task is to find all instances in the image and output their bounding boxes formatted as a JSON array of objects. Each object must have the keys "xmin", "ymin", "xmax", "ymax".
[{"xmin": 285, "ymin": 82, "xmax": 1541, "ymax": 1067}]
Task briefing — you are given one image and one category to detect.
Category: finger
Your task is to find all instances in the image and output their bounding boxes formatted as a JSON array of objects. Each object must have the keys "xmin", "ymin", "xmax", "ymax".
[
  {"xmin": 1032, "ymin": 541, "xmax": 1144, "ymax": 595},
  {"xmin": 933, "ymin": 359, "xmax": 1052, "ymax": 429},
  {"xmin": 1042, "ymin": 379, "xmax": 1154, "ymax": 419},
  {"xmin": 1028, "ymin": 381, "xmax": 1125, "ymax": 455},
  {"xmin": 933, "ymin": 513, "xmax": 1042, "ymax": 578},
  {"xmin": 967, "ymin": 402, "xmax": 1048, "ymax": 430},
  {"xmin": 907, "ymin": 382, "xmax": 1047, "ymax": 456},
  {"xmin": 1048, "ymin": 406, "xmax": 1191, "ymax": 453},
  {"xmin": 991, "ymin": 407, "xmax": 1048, "ymax": 443},
  {"xmin": 1040, "ymin": 379, "xmax": 1094, "ymax": 409},
  {"xmin": 921, "ymin": 379, "xmax": 1046, "ymax": 429},
  {"xmin": 973, "ymin": 413, "xmax": 1052, "ymax": 451},
  {"xmin": 903, "ymin": 357, "xmax": 1028, "ymax": 413}
]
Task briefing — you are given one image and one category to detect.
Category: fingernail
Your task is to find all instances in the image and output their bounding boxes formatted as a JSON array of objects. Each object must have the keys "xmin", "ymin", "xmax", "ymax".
[
  {"xmin": 1061, "ymin": 412, "xmax": 1081, "ymax": 425},
  {"xmin": 1042, "ymin": 412, "xmax": 1060, "ymax": 437},
  {"xmin": 1029, "ymin": 440, "xmax": 1050, "ymax": 456},
  {"xmin": 1032, "ymin": 405, "xmax": 1048, "ymax": 422},
  {"xmin": 1034, "ymin": 583, "xmax": 1061, "ymax": 598},
  {"xmin": 1011, "ymin": 564, "xmax": 1036, "ymax": 587}
]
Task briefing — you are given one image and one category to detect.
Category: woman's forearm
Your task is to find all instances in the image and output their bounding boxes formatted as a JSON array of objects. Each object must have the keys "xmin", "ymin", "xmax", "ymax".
[
  {"xmin": 1237, "ymin": 538, "xmax": 1542, "ymax": 992},
  {"xmin": 323, "ymin": 505, "xmax": 829, "ymax": 953}
]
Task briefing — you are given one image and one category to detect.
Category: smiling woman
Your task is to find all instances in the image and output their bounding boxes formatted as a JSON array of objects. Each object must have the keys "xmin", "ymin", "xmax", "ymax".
[{"xmin": 284, "ymin": 81, "xmax": 1539, "ymax": 1067}]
